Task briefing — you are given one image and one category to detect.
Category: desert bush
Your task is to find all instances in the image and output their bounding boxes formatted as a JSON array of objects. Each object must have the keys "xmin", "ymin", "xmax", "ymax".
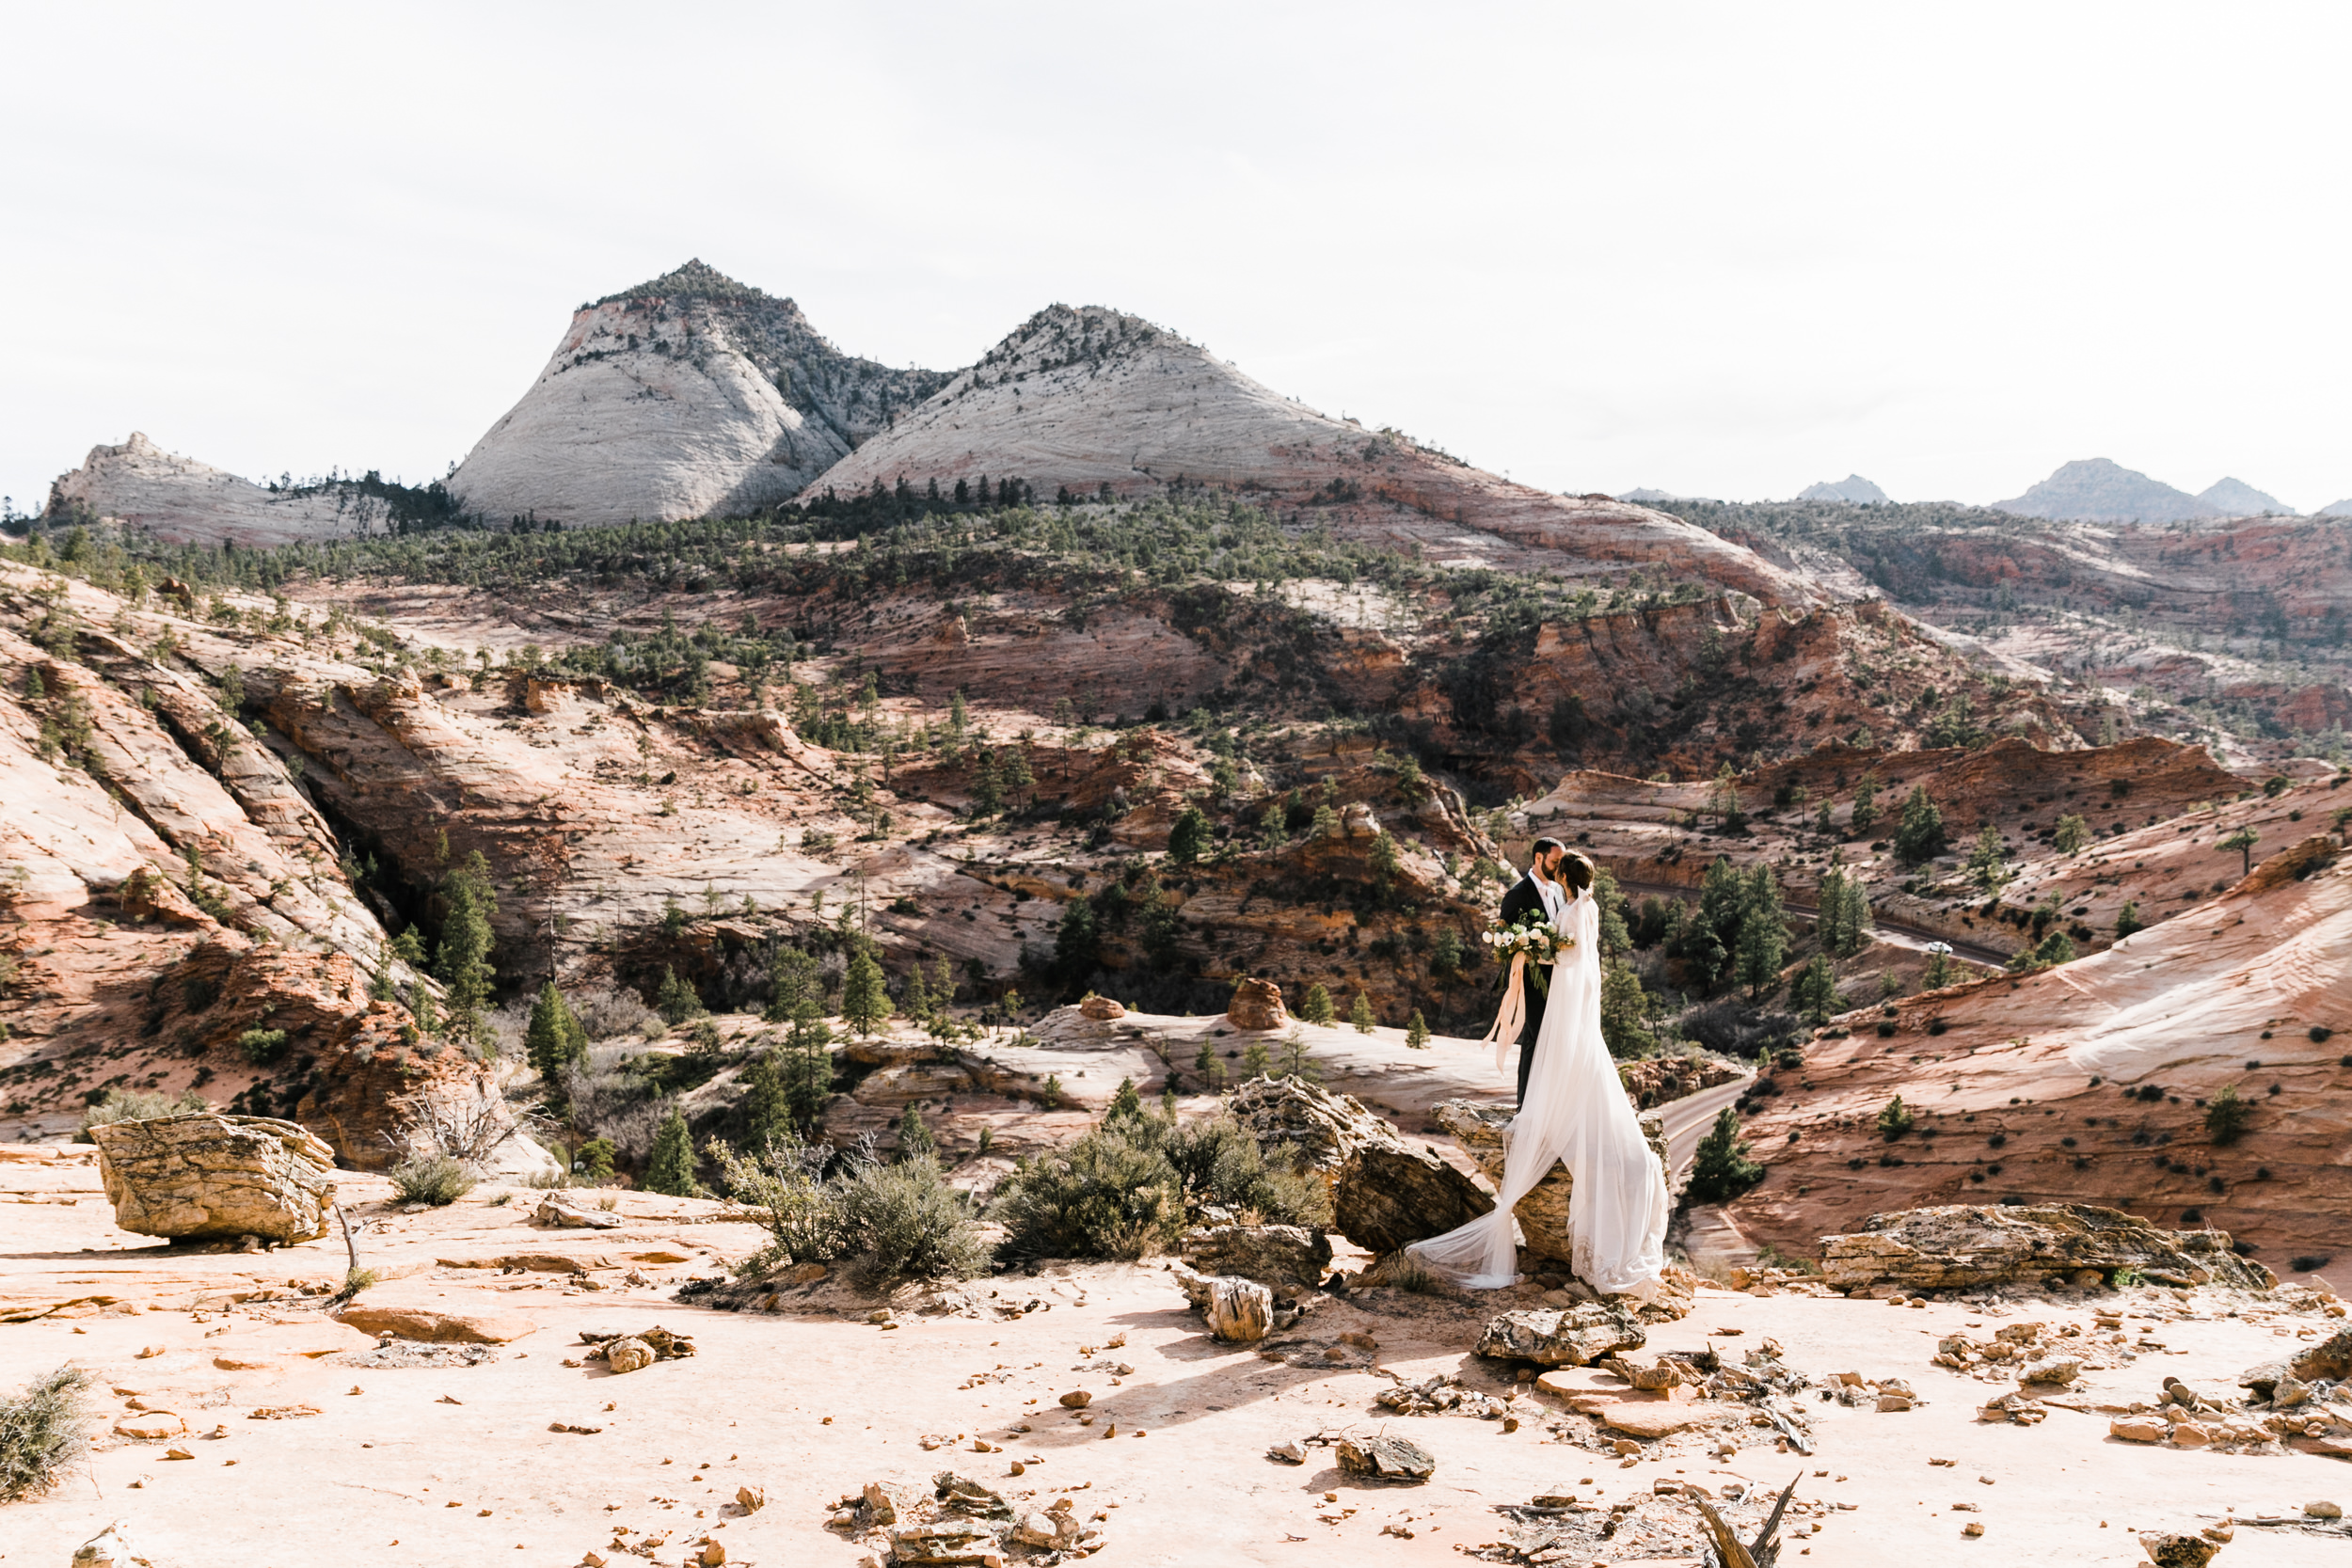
[
  {"xmin": 1383, "ymin": 1250, "xmax": 1439, "ymax": 1294},
  {"xmin": 714, "ymin": 1132, "xmax": 847, "ymax": 1272},
  {"xmin": 2203, "ymin": 1083, "xmax": 2252, "ymax": 1145},
  {"xmin": 993, "ymin": 1123, "xmax": 1184, "ymax": 1261},
  {"xmin": 1155, "ymin": 1113, "xmax": 1329, "ymax": 1227},
  {"xmin": 570, "ymin": 986, "xmax": 657, "ymax": 1039},
  {"xmin": 0, "ymin": 1365, "xmax": 91, "ymax": 1502},
  {"xmin": 75, "ymin": 1086, "xmax": 204, "ymax": 1141},
  {"xmin": 236, "ymin": 1027, "xmax": 289, "ymax": 1064},
  {"xmin": 389, "ymin": 1153, "xmax": 475, "ymax": 1206},
  {"xmin": 1876, "ymin": 1095, "xmax": 1915, "ymax": 1141},
  {"xmin": 833, "ymin": 1153, "xmax": 989, "ymax": 1280}
]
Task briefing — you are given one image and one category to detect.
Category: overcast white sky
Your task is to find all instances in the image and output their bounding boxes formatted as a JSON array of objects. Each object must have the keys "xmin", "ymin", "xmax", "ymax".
[{"xmin": 6, "ymin": 2, "xmax": 2349, "ymax": 516}]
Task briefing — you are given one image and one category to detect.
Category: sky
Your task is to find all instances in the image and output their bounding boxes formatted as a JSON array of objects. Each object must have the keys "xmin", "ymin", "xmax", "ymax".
[{"xmin": 6, "ymin": 1, "xmax": 2350, "ymax": 516}]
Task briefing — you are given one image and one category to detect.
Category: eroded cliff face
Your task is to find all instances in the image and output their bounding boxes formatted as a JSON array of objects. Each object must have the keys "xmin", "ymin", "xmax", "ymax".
[{"xmin": 450, "ymin": 261, "xmax": 950, "ymax": 528}]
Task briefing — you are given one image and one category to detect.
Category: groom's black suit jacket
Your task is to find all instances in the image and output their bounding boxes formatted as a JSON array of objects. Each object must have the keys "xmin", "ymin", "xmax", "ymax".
[{"xmin": 1499, "ymin": 872, "xmax": 1551, "ymax": 1104}]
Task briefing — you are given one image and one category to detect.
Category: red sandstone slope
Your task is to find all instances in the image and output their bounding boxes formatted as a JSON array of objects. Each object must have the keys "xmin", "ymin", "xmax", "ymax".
[{"xmin": 1724, "ymin": 833, "xmax": 2352, "ymax": 1290}]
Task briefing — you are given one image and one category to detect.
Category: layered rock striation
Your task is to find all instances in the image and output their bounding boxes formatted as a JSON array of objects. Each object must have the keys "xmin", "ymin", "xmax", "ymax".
[
  {"xmin": 46, "ymin": 433, "xmax": 393, "ymax": 546},
  {"xmin": 451, "ymin": 260, "xmax": 949, "ymax": 528}
]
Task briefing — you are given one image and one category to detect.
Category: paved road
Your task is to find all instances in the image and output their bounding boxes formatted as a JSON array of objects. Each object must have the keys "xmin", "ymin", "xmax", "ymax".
[
  {"xmin": 1617, "ymin": 879, "xmax": 2010, "ymax": 968},
  {"xmin": 1657, "ymin": 1071, "xmax": 1756, "ymax": 1187}
]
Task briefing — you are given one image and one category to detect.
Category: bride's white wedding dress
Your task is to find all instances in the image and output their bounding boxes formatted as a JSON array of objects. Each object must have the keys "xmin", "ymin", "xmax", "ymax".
[{"xmin": 1405, "ymin": 889, "xmax": 1670, "ymax": 1296}]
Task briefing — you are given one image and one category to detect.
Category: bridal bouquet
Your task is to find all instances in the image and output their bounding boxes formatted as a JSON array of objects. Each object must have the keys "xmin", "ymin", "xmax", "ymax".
[{"xmin": 1482, "ymin": 910, "xmax": 1572, "ymax": 970}]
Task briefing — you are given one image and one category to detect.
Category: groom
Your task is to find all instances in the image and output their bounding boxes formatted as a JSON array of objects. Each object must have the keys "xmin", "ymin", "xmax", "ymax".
[{"xmin": 1500, "ymin": 837, "xmax": 1573, "ymax": 1105}]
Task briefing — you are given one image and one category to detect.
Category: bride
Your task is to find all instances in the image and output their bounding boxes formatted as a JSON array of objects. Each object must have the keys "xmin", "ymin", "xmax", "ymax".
[{"xmin": 1406, "ymin": 847, "xmax": 1671, "ymax": 1297}]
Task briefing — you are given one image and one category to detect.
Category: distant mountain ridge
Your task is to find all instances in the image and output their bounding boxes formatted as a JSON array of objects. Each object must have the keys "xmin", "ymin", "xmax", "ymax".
[
  {"xmin": 1798, "ymin": 475, "xmax": 1890, "ymax": 504},
  {"xmin": 1993, "ymin": 457, "xmax": 2218, "ymax": 523},
  {"xmin": 2197, "ymin": 476, "xmax": 2297, "ymax": 516}
]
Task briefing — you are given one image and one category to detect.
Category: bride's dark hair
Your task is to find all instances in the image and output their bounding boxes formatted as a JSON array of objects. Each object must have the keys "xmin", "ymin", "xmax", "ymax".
[{"xmin": 1556, "ymin": 849, "xmax": 1596, "ymax": 896}]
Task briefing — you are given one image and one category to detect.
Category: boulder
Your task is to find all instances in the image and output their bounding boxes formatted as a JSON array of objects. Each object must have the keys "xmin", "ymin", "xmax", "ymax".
[
  {"xmin": 1229, "ymin": 1075, "xmax": 1406, "ymax": 1181},
  {"xmin": 1817, "ymin": 1203, "xmax": 2276, "ymax": 1292},
  {"xmin": 533, "ymin": 1196, "xmax": 624, "ymax": 1229},
  {"xmin": 1077, "ymin": 994, "xmax": 1126, "ymax": 1021},
  {"xmin": 1206, "ymin": 1276, "xmax": 1274, "ymax": 1344},
  {"xmin": 1433, "ymin": 1101, "xmax": 1673, "ymax": 1270},
  {"xmin": 1335, "ymin": 1433, "xmax": 1434, "ymax": 1483},
  {"xmin": 2109, "ymin": 1418, "xmax": 2168, "ymax": 1444},
  {"xmin": 331, "ymin": 1305, "xmax": 538, "ymax": 1344},
  {"xmin": 2290, "ymin": 1326, "xmax": 2352, "ymax": 1384},
  {"xmin": 1226, "ymin": 977, "xmax": 1288, "ymax": 1032},
  {"xmin": 1178, "ymin": 1224, "xmax": 1331, "ymax": 1287},
  {"xmin": 88, "ymin": 1114, "xmax": 337, "ymax": 1244},
  {"xmin": 889, "ymin": 1521, "xmax": 1004, "ymax": 1566},
  {"xmin": 604, "ymin": 1337, "xmax": 657, "ymax": 1373},
  {"xmin": 72, "ymin": 1524, "xmax": 155, "ymax": 1568},
  {"xmin": 1475, "ymin": 1304, "xmax": 1645, "ymax": 1367},
  {"xmin": 1334, "ymin": 1140, "xmax": 1493, "ymax": 1257},
  {"xmin": 1601, "ymin": 1402, "xmax": 1711, "ymax": 1439},
  {"xmin": 2138, "ymin": 1533, "xmax": 2218, "ymax": 1568}
]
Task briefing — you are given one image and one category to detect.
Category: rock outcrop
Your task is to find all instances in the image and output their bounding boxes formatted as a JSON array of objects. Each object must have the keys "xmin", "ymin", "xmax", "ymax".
[
  {"xmin": 1473, "ymin": 1303, "xmax": 1646, "ymax": 1366},
  {"xmin": 1333, "ymin": 1141, "xmax": 1494, "ymax": 1258},
  {"xmin": 46, "ymin": 433, "xmax": 393, "ymax": 546},
  {"xmin": 1227, "ymin": 1075, "xmax": 1406, "ymax": 1181},
  {"xmin": 816, "ymin": 304, "xmax": 1819, "ymax": 607},
  {"xmin": 1226, "ymin": 977, "xmax": 1287, "ymax": 1031},
  {"xmin": 1818, "ymin": 1204, "xmax": 2276, "ymax": 1291},
  {"xmin": 450, "ymin": 260, "xmax": 949, "ymax": 527},
  {"xmin": 89, "ymin": 1114, "xmax": 338, "ymax": 1243},
  {"xmin": 1177, "ymin": 1224, "xmax": 1330, "ymax": 1287}
]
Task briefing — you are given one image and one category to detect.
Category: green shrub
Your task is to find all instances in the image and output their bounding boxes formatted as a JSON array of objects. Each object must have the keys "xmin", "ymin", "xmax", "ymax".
[
  {"xmin": 1876, "ymin": 1095, "xmax": 1915, "ymax": 1141},
  {"xmin": 75, "ymin": 1086, "xmax": 204, "ymax": 1141},
  {"xmin": 389, "ymin": 1153, "xmax": 474, "ymax": 1206},
  {"xmin": 2204, "ymin": 1083, "xmax": 2252, "ymax": 1145},
  {"xmin": 1405, "ymin": 1010, "xmax": 1430, "ymax": 1050},
  {"xmin": 993, "ymin": 1124, "xmax": 1184, "ymax": 1261},
  {"xmin": 713, "ymin": 1132, "xmax": 844, "ymax": 1271},
  {"xmin": 237, "ymin": 1027, "xmax": 289, "ymax": 1064},
  {"xmin": 1300, "ymin": 984, "xmax": 1334, "ymax": 1024},
  {"xmin": 833, "ymin": 1153, "xmax": 989, "ymax": 1280},
  {"xmin": 0, "ymin": 1365, "xmax": 91, "ymax": 1501}
]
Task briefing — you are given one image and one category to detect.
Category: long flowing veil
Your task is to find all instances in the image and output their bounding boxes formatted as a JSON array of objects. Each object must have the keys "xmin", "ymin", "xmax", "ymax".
[{"xmin": 1405, "ymin": 891, "xmax": 1670, "ymax": 1295}]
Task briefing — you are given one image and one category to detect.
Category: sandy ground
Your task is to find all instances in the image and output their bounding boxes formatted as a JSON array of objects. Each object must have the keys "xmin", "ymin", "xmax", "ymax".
[{"xmin": 5, "ymin": 1153, "xmax": 2351, "ymax": 1568}]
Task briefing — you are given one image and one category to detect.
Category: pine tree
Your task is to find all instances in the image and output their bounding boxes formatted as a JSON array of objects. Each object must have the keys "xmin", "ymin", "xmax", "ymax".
[
  {"xmin": 1105, "ymin": 1077, "xmax": 1144, "ymax": 1123},
  {"xmin": 1734, "ymin": 867, "xmax": 1787, "ymax": 999},
  {"xmin": 841, "ymin": 946, "xmax": 888, "ymax": 1037},
  {"xmin": 1966, "ymin": 824, "xmax": 2010, "ymax": 890},
  {"xmin": 786, "ymin": 1001, "xmax": 834, "ymax": 1123},
  {"xmin": 410, "ymin": 983, "xmax": 440, "ymax": 1039},
  {"xmin": 1406, "ymin": 1009, "xmax": 1430, "ymax": 1050},
  {"xmin": 1368, "ymin": 830, "xmax": 1400, "ymax": 880},
  {"xmin": 1685, "ymin": 1107, "xmax": 1764, "ymax": 1202},
  {"xmin": 434, "ymin": 852, "xmax": 498, "ymax": 1042},
  {"xmin": 1876, "ymin": 1095, "xmax": 1915, "ymax": 1141},
  {"xmin": 902, "ymin": 961, "xmax": 930, "ymax": 1022},
  {"xmin": 655, "ymin": 965, "xmax": 705, "ymax": 1024},
  {"xmin": 898, "ymin": 1104, "xmax": 936, "ymax": 1160},
  {"xmin": 1892, "ymin": 786, "xmax": 1947, "ymax": 865},
  {"xmin": 1194, "ymin": 1036, "xmax": 1229, "ymax": 1089},
  {"xmin": 1591, "ymin": 864, "xmax": 1633, "ymax": 958},
  {"xmin": 1598, "ymin": 959, "xmax": 1656, "ymax": 1057},
  {"xmin": 1054, "ymin": 895, "xmax": 1099, "ymax": 982},
  {"xmin": 971, "ymin": 751, "xmax": 1004, "ymax": 815},
  {"xmin": 2054, "ymin": 813, "xmax": 2089, "ymax": 854},
  {"xmin": 644, "ymin": 1108, "xmax": 696, "ymax": 1196},
  {"xmin": 1301, "ymin": 984, "xmax": 1334, "ymax": 1024},
  {"xmin": 525, "ymin": 981, "xmax": 585, "ymax": 1077},
  {"xmin": 1311, "ymin": 803, "xmax": 1340, "ymax": 839},
  {"xmin": 1167, "ymin": 806, "xmax": 1210, "ymax": 866},
  {"xmin": 1348, "ymin": 991, "xmax": 1375, "ymax": 1033},
  {"xmin": 2114, "ymin": 901, "xmax": 2145, "ymax": 940},
  {"xmin": 1791, "ymin": 952, "xmax": 1840, "ymax": 1023},
  {"xmin": 764, "ymin": 945, "xmax": 818, "ymax": 1023},
  {"xmin": 1850, "ymin": 769, "xmax": 1882, "ymax": 836},
  {"xmin": 1922, "ymin": 950, "xmax": 1954, "ymax": 989},
  {"xmin": 742, "ymin": 1051, "xmax": 793, "ymax": 1150},
  {"xmin": 1242, "ymin": 1038, "xmax": 1271, "ymax": 1078}
]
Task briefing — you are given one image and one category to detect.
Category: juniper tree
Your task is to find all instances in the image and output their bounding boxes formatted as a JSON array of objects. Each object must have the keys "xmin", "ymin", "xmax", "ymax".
[
  {"xmin": 1167, "ymin": 805, "xmax": 1210, "ymax": 866},
  {"xmin": 644, "ymin": 1108, "xmax": 696, "ymax": 1196},
  {"xmin": 1892, "ymin": 787, "xmax": 1947, "ymax": 865}
]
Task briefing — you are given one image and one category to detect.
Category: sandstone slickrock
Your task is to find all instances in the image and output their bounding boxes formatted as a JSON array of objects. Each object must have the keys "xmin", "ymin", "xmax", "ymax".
[
  {"xmin": 451, "ymin": 261, "xmax": 948, "ymax": 528},
  {"xmin": 1333, "ymin": 1140, "xmax": 1493, "ymax": 1258},
  {"xmin": 1334, "ymin": 1433, "xmax": 1436, "ymax": 1483},
  {"xmin": 89, "ymin": 1114, "xmax": 337, "ymax": 1243},
  {"xmin": 1475, "ymin": 1304, "xmax": 1646, "ymax": 1367},
  {"xmin": 47, "ymin": 432, "xmax": 392, "ymax": 546},
  {"xmin": 1176, "ymin": 1224, "xmax": 1330, "ymax": 1287},
  {"xmin": 1817, "ymin": 1204, "xmax": 2276, "ymax": 1291},
  {"xmin": 1226, "ymin": 977, "xmax": 1287, "ymax": 1031},
  {"xmin": 817, "ymin": 304, "xmax": 1814, "ymax": 607},
  {"xmin": 1227, "ymin": 1075, "xmax": 1406, "ymax": 1180}
]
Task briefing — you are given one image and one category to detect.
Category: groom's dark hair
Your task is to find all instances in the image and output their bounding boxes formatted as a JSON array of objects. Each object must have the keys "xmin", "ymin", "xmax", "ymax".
[{"xmin": 1530, "ymin": 836, "xmax": 1566, "ymax": 861}]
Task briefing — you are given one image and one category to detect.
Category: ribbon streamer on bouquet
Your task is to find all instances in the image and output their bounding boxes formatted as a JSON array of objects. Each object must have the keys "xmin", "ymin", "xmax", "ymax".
[{"xmin": 1480, "ymin": 950, "xmax": 1530, "ymax": 1077}]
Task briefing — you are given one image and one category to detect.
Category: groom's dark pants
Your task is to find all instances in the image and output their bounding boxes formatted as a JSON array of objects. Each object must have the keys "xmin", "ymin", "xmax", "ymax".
[{"xmin": 1515, "ymin": 990, "xmax": 1548, "ymax": 1106}]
